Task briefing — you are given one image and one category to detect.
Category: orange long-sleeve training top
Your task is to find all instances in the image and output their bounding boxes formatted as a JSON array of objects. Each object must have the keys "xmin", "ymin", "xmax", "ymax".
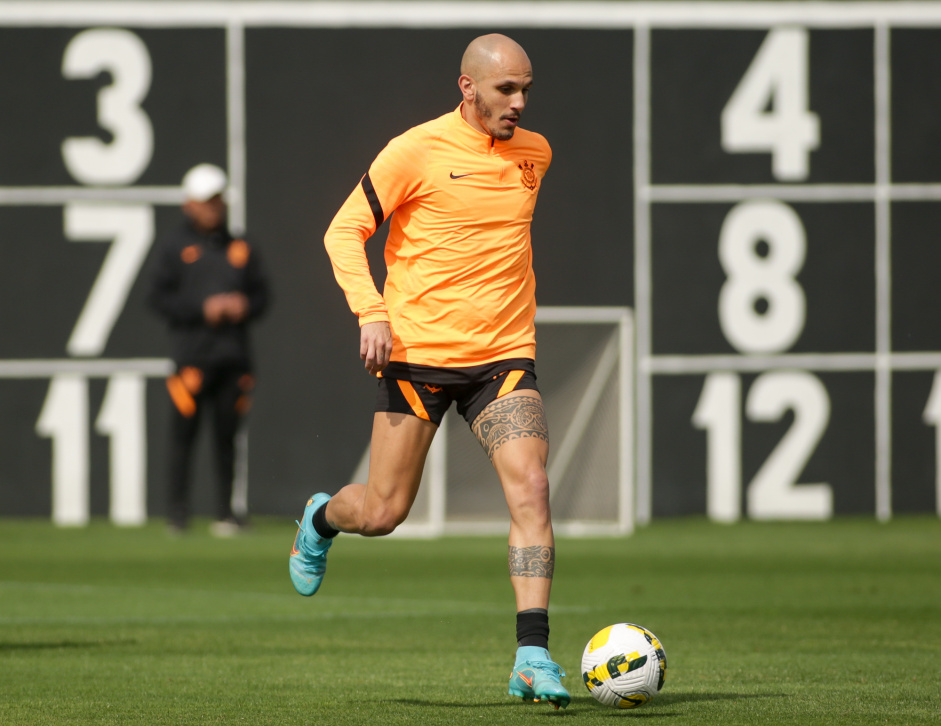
[{"xmin": 324, "ymin": 105, "xmax": 551, "ymax": 368}]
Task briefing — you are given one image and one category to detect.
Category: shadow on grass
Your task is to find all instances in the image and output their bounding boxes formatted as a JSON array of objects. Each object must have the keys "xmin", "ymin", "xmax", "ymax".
[
  {"xmin": 656, "ymin": 693, "xmax": 784, "ymax": 705},
  {"xmin": 388, "ymin": 699, "xmax": 551, "ymax": 710},
  {"xmin": 385, "ymin": 692, "xmax": 783, "ymax": 716},
  {"xmin": 386, "ymin": 696, "xmax": 632, "ymax": 715},
  {"xmin": 0, "ymin": 639, "xmax": 138, "ymax": 652}
]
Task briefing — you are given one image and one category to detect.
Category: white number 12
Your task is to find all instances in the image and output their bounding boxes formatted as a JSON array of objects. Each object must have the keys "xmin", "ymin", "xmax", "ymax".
[
  {"xmin": 693, "ymin": 371, "xmax": 833, "ymax": 522},
  {"xmin": 922, "ymin": 371, "xmax": 941, "ymax": 517}
]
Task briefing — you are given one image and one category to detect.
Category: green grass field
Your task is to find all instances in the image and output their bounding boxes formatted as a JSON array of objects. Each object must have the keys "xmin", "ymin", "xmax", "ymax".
[{"xmin": 1, "ymin": 517, "xmax": 938, "ymax": 725}]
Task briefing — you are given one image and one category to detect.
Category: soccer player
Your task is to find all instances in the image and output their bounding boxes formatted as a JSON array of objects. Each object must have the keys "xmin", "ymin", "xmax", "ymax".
[{"xmin": 289, "ymin": 34, "xmax": 569, "ymax": 709}]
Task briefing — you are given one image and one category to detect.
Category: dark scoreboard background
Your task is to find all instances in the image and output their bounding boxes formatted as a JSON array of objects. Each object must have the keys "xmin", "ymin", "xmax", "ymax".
[{"xmin": 0, "ymin": 2, "xmax": 939, "ymax": 525}]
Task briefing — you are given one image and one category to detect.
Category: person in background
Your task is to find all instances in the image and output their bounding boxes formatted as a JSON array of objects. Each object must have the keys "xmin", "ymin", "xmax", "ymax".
[
  {"xmin": 288, "ymin": 34, "xmax": 569, "ymax": 708},
  {"xmin": 147, "ymin": 163, "xmax": 270, "ymax": 537}
]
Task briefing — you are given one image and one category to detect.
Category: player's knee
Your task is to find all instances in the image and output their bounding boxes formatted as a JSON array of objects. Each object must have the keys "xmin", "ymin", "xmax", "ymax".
[
  {"xmin": 510, "ymin": 468, "xmax": 551, "ymax": 518},
  {"xmin": 360, "ymin": 519, "xmax": 396, "ymax": 537},
  {"xmin": 358, "ymin": 506, "xmax": 407, "ymax": 537},
  {"xmin": 522, "ymin": 466, "xmax": 550, "ymax": 501}
]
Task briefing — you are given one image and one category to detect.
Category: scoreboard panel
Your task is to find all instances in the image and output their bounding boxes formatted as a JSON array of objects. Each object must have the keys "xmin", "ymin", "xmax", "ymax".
[
  {"xmin": 649, "ymin": 202, "xmax": 877, "ymax": 356},
  {"xmin": 1, "ymin": 2, "xmax": 940, "ymax": 525},
  {"xmin": 0, "ymin": 27, "xmax": 228, "ymax": 187},
  {"xmin": 637, "ymin": 15, "xmax": 941, "ymax": 523},
  {"xmin": 652, "ymin": 370, "xmax": 878, "ymax": 518},
  {"xmin": 649, "ymin": 28, "xmax": 875, "ymax": 185},
  {"xmin": 0, "ymin": 21, "xmax": 229, "ymax": 524},
  {"xmin": 891, "ymin": 28, "xmax": 941, "ymax": 182}
]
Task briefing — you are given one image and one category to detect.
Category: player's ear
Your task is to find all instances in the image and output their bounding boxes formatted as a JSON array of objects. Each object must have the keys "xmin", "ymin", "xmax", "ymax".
[{"xmin": 458, "ymin": 74, "xmax": 476, "ymax": 103}]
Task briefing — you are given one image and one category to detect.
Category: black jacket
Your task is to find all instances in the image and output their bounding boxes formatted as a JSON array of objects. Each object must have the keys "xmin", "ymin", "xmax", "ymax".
[{"xmin": 147, "ymin": 221, "xmax": 270, "ymax": 369}]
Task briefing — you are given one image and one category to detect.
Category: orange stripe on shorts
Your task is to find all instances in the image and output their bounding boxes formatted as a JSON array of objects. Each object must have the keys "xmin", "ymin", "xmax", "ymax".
[
  {"xmin": 396, "ymin": 379, "xmax": 430, "ymax": 421},
  {"xmin": 498, "ymin": 370, "xmax": 525, "ymax": 398}
]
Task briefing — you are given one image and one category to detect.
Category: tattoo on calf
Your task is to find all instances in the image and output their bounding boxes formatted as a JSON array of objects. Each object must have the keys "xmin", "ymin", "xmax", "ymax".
[
  {"xmin": 472, "ymin": 395, "xmax": 548, "ymax": 458},
  {"xmin": 508, "ymin": 545, "xmax": 555, "ymax": 579}
]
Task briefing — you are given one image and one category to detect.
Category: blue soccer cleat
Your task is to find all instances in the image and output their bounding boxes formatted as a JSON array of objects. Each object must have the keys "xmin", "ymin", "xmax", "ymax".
[
  {"xmin": 289, "ymin": 493, "xmax": 333, "ymax": 596},
  {"xmin": 508, "ymin": 646, "xmax": 570, "ymax": 710}
]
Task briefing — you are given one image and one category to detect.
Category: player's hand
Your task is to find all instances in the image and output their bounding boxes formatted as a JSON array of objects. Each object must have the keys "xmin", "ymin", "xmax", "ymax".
[
  {"xmin": 202, "ymin": 294, "xmax": 229, "ymax": 326},
  {"xmin": 222, "ymin": 292, "xmax": 249, "ymax": 322},
  {"xmin": 360, "ymin": 321, "xmax": 392, "ymax": 375}
]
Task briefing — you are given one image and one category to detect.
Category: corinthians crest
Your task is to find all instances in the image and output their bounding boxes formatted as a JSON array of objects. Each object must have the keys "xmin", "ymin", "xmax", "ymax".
[{"xmin": 518, "ymin": 160, "xmax": 537, "ymax": 191}]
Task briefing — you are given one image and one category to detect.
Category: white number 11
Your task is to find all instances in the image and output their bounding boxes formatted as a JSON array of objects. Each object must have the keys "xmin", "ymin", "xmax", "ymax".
[{"xmin": 36, "ymin": 373, "xmax": 147, "ymax": 526}]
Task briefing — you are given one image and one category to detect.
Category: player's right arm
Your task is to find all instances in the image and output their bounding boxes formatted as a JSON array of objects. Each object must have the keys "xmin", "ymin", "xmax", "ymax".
[
  {"xmin": 323, "ymin": 130, "xmax": 427, "ymax": 329},
  {"xmin": 146, "ymin": 233, "xmax": 205, "ymax": 326}
]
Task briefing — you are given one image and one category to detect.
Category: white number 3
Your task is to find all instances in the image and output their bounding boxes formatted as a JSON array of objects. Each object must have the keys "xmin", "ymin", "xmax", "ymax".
[{"xmin": 61, "ymin": 28, "xmax": 154, "ymax": 185}]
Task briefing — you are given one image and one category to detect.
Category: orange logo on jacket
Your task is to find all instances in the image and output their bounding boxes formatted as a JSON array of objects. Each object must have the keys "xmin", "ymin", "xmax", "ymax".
[
  {"xmin": 181, "ymin": 244, "xmax": 202, "ymax": 263},
  {"xmin": 518, "ymin": 160, "xmax": 537, "ymax": 191},
  {"xmin": 228, "ymin": 239, "xmax": 250, "ymax": 268}
]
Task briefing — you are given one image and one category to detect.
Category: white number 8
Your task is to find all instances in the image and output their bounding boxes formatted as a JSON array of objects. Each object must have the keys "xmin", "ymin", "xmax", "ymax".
[{"xmin": 718, "ymin": 199, "xmax": 807, "ymax": 354}]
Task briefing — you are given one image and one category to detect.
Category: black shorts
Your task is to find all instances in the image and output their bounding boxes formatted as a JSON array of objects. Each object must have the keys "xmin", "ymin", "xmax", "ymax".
[{"xmin": 376, "ymin": 358, "xmax": 538, "ymax": 426}]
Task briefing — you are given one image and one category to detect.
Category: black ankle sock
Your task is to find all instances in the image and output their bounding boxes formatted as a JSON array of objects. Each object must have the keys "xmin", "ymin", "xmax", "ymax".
[
  {"xmin": 311, "ymin": 502, "xmax": 339, "ymax": 539},
  {"xmin": 516, "ymin": 608, "xmax": 550, "ymax": 649}
]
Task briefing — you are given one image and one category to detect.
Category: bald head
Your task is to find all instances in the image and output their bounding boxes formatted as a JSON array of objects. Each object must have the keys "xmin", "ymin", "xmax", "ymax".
[
  {"xmin": 458, "ymin": 34, "xmax": 533, "ymax": 140},
  {"xmin": 460, "ymin": 34, "xmax": 531, "ymax": 81}
]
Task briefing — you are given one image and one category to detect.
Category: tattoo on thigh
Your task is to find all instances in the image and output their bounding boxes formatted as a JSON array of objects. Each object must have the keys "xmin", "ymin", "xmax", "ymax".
[
  {"xmin": 508, "ymin": 545, "xmax": 555, "ymax": 579},
  {"xmin": 472, "ymin": 395, "xmax": 548, "ymax": 459}
]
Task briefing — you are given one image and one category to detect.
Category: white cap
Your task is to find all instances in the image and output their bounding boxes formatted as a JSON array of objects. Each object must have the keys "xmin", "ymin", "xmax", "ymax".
[{"xmin": 182, "ymin": 163, "xmax": 228, "ymax": 202}]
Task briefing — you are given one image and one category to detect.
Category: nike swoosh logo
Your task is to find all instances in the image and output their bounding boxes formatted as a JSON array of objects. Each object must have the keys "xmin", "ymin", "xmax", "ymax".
[
  {"xmin": 450, "ymin": 172, "xmax": 474, "ymax": 179},
  {"xmin": 290, "ymin": 528, "xmax": 301, "ymax": 556},
  {"xmin": 516, "ymin": 671, "xmax": 534, "ymax": 687}
]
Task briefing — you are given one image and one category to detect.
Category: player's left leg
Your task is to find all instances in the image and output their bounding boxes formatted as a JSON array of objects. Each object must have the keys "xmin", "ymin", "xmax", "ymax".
[
  {"xmin": 472, "ymin": 390, "xmax": 570, "ymax": 709},
  {"xmin": 209, "ymin": 368, "xmax": 252, "ymax": 536},
  {"xmin": 165, "ymin": 366, "xmax": 204, "ymax": 533},
  {"xmin": 291, "ymin": 373, "xmax": 450, "ymax": 597},
  {"xmin": 290, "ymin": 410, "xmax": 438, "ymax": 596}
]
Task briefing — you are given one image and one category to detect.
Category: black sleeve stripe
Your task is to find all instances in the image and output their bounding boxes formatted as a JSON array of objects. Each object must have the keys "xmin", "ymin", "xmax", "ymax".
[{"xmin": 361, "ymin": 172, "xmax": 385, "ymax": 230}]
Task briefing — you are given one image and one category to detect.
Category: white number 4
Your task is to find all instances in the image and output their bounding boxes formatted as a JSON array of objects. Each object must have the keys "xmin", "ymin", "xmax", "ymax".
[{"xmin": 721, "ymin": 27, "xmax": 820, "ymax": 181}]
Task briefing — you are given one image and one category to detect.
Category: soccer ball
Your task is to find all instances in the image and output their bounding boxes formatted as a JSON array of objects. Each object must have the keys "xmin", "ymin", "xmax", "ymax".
[{"xmin": 581, "ymin": 623, "xmax": 667, "ymax": 709}]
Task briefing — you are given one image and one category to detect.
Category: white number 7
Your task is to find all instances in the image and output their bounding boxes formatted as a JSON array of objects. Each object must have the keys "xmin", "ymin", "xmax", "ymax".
[{"xmin": 65, "ymin": 204, "xmax": 154, "ymax": 357}]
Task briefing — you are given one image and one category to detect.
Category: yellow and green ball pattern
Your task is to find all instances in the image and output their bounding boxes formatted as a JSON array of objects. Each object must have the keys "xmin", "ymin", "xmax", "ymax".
[{"xmin": 581, "ymin": 623, "xmax": 667, "ymax": 709}]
